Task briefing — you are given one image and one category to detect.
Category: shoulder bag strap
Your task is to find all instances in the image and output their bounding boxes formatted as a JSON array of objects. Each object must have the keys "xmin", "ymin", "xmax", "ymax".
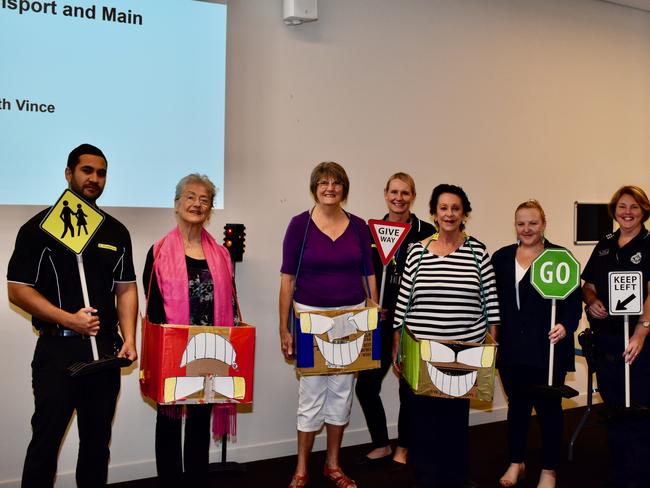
[
  {"xmin": 396, "ymin": 239, "xmax": 431, "ymax": 363},
  {"xmin": 289, "ymin": 209, "xmax": 313, "ymax": 351},
  {"xmin": 144, "ymin": 237, "xmax": 166, "ymax": 323},
  {"xmin": 345, "ymin": 210, "xmax": 372, "ymax": 299},
  {"xmin": 465, "ymin": 237, "xmax": 489, "ymax": 326}
]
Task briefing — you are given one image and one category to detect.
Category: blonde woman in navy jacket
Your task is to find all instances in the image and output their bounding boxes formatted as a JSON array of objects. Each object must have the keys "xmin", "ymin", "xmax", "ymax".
[{"xmin": 492, "ymin": 200, "xmax": 581, "ymax": 488}]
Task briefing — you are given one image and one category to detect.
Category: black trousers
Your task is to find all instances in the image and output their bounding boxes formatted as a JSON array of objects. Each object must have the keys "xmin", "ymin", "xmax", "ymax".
[
  {"xmin": 355, "ymin": 319, "xmax": 409, "ymax": 448},
  {"xmin": 498, "ymin": 365, "xmax": 565, "ymax": 470},
  {"xmin": 155, "ymin": 403, "xmax": 212, "ymax": 486},
  {"xmin": 22, "ymin": 335, "xmax": 120, "ymax": 488},
  {"xmin": 593, "ymin": 331, "xmax": 650, "ymax": 488},
  {"xmin": 407, "ymin": 388, "xmax": 470, "ymax": 488}
]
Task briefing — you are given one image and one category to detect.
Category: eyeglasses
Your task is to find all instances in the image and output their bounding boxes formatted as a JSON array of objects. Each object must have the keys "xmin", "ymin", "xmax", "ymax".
[
  {"xmin": 182, "ymin": 193, "xmax": 211, "ymax": 208},
  {"xmin": 317, "ymin": 180, "xmax": 343, "ymax": 189}
]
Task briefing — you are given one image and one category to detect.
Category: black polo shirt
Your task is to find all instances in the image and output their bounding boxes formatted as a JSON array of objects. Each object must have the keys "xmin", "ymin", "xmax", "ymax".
[
  {"xmin": 582, "ymin": 227, "xmax": 650, "ymax": 330},
  {"xmin": 370, "ymin": 213, "xmax": 435, "ymax": 322},
  {"xmin": 7, "ymin": 207, "xmax": 136, "ymax": 334}
]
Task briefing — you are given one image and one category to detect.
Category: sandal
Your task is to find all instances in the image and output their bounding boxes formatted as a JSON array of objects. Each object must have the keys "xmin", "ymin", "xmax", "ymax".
[
  {"xmin": 323, "ymin": 465, "xmax": 357, "ymax": 488},
  {"xmin": 289, "ymin": 473, "xmax": 308, "ymax": 488},
  {"xmin": 499, "ymin": 463, "xmax": 525, "ymax": 487},
  {"xmin": 537, "ymin": 469, "xmax": 556, "ymax": 488}
]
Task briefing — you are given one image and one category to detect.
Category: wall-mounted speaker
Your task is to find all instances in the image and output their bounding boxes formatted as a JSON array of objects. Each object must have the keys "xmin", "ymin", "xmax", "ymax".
[{"xmin": 283, "ymin": 0, "xmax": 318, "ymax": 25}]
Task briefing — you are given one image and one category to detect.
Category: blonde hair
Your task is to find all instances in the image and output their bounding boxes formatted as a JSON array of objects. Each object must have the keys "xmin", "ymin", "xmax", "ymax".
[
  {"xmin": 515, "ymin": 199, "xmax": 546, "ymax": 224},
  {"xmin": 384, "ymin": 172, "xmax": 416, "ymax": 195}
]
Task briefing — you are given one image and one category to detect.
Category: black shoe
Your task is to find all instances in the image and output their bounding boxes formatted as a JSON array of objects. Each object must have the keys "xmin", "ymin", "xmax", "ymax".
[
  {"xmin": 355, "ymin": 453, "xmax": 392, "ymax": 465},
  {"xmin": 411, "ymin": 479, "xmax": 475, "ymax": 488},
  {"xmin": 387, "ymin": 459, "xmax": 407, "ymax": 473}
]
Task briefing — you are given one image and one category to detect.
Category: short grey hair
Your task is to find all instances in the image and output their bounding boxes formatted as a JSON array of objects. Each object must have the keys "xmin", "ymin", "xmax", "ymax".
[{"xmin": 174, "ymin": 173, "xmax": 217, "ymax": 208}]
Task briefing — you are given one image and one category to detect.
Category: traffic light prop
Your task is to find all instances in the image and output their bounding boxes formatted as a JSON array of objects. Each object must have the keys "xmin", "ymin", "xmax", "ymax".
[{"xmin": 223, "ymin": 223, "xmax": 246, "ymax": 262}]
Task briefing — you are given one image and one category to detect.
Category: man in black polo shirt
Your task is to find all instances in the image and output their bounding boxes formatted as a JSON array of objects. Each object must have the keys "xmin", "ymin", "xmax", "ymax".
[{"xmin": 7, "ymin": 144, "xmax": 138, "ymax": 488}]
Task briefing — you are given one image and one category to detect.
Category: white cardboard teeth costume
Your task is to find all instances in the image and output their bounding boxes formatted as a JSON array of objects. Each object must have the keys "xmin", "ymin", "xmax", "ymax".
[
  {"xmin": 421, "ymin": 340, "xmax": 494, "ymax": 398},
  {"xmin": 164, "ymin": 332, "xmax": 246, "ymax": 402},
  {"xmin": 140, "ymin": 323, "xmax": 255, "ymax": 406},
  {"xmin": 180, "ymin": 332, "xmax": 238, "ymax": 368},
  {"xmin": 401, "ymin": 328, "xmax": 498, "ymax": 402},
  {"xmin": 300, "ymin": 309, "xmax": 375, "ymax": 367},
  {"xmin": 294, "ymin": 301, "xmax": 381, "ymax": 375}
]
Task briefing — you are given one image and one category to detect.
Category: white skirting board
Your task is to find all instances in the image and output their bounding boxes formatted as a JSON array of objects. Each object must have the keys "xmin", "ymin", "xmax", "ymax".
[{"xmin": 0, "ymin": 393, "xmax": 600, "ymax": 488}]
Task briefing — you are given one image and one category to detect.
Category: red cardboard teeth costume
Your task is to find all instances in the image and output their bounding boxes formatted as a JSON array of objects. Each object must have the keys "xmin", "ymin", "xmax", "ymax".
[{"xmin": 139, "ymin": 227, "xmax": 255, "ymax": 407}]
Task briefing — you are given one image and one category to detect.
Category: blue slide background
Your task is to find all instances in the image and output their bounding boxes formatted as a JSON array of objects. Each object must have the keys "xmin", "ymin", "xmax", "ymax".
[{"xmin": 0, "ymin": 0, "xmax": 226, "ymax": 208}]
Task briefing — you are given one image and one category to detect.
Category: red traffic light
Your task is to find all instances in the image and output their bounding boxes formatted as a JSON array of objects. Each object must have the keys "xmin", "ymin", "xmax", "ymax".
[{"xmin": 223, "ymin": 223, "xmax": 246, "ymax": 262}]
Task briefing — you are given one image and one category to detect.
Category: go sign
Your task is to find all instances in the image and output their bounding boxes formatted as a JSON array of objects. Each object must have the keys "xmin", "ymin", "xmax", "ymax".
[{"xmin": 530, "ymin": 249, "xmax": 581, "ymax": 300}]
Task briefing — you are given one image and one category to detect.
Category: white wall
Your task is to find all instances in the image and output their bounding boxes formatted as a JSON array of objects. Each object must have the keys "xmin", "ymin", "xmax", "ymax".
[{"xmin": 1, "ymin": 0, "xmax": 649, "ymax": 485}]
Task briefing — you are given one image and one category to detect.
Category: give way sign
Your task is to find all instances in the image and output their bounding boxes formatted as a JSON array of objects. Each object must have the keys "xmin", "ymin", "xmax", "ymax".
[{"xmin": 368, "ymin": 220, "xmax": 411, "ymax": 266}]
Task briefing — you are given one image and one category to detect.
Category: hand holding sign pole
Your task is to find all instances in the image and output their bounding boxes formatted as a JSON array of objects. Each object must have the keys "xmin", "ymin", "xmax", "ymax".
[
  {"xmin": 608, "ymin": 271, "xmax": 643, "ymax": 408},
  {"xmin": 368, "ymin": 220, "xmax": 411, "ymax": 308},
  {"xmin": 530, "ymin": 249, "xmax": 581, "ymax": 398},
  {"xmin": 76, "ymin": 253, "xmax": 99, "ymax": 360}
]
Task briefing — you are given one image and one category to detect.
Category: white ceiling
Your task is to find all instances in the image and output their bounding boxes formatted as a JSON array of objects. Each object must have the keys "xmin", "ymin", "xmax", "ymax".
[{"xmin": 598, "ymin": 0, "xmax": 650, "ymax": 12}]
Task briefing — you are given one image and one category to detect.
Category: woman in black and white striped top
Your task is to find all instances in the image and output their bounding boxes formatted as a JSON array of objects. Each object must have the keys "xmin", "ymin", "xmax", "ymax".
[
  {"xmin": 392, "ymin": 184, "xmax": 500, "ymax": 488},
  {"xmin": 393, "ymin": 236, "xmax": 499, "ymax": 343}
]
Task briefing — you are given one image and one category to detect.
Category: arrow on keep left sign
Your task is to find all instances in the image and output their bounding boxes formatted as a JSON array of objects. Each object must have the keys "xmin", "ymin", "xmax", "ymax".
[{"xmin": 615, "ymin": 294, "xmax": 636, "ymax": 311}]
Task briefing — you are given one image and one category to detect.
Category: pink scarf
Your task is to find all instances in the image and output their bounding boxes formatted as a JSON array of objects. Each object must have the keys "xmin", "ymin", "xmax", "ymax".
[
  {"xmin": 153, "ymin": 226, "xmax": 234, "ymax": 327},
  {"xmin": 153, "ymin": 225, "xmax": 237, "ymax": 437}
]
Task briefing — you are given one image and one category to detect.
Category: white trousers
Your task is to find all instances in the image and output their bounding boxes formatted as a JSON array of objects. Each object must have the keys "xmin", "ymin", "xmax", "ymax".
[
  {"xmin": 294, "ymin": 301, "xmax": 363, "ymax": 432},
  {"xmin": 297, "ymin": 373, "xmax": 354, "ymax": 432}
]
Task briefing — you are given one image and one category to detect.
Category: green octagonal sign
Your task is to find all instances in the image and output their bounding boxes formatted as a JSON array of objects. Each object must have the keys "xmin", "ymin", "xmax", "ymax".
[{"xmin": 530, "ymin": 248, "xmax": 581, "ymax": 300}]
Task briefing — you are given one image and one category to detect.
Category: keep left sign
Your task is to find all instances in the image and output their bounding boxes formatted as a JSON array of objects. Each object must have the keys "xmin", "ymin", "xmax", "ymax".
[
  {"xmin": 368, "ymin": 219, "xmax": 411, "ymax": 266},
  {"xmin": 608, "ymin": 271, "xmax": 643, "ymax": 316}
]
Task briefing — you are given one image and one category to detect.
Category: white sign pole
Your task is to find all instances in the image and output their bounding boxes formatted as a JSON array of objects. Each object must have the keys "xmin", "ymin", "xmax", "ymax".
[
  {"xmin": 379, "ymin": 266, "xmax": 387, "ymax": 309},
  {"xmin": 607, "ymin": 271, "xmax": 643, "ymax": 409},
  {"xmin": 548, "ymin": 298, "xmax": 556, "ymax": 386},
  {"xmin": 624, "ymin": 315, "xmax": 631, "ymax": 408},
  {"xmin": 76, "ymin": 254, "xmax": 99, "ymax": 361}
]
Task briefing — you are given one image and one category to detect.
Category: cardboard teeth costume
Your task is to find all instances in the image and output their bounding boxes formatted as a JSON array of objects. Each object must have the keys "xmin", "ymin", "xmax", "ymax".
[
  {"xmin": 398, "ymin": 236, "xmax": 498, "ymax": 401},
  {"xmin": 295, "ymin": 301, "xmax": 381, "ymax": 374},
  {"xmin": 139, "ymin": 227, "xmax": 255, "ymax": 407},
  {"xmin": 401, "ymin": 328, "xmax": 497, "ymax": 401},
  {"xmin": 141, "ymin": 324, "xmax": 254, "ymax": 405}
]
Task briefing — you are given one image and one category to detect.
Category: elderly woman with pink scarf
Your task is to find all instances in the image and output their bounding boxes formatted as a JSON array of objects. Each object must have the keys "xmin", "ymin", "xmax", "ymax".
[{"xmin": 143, "ymin": 174, "xmax": 237, "ymax": 486}]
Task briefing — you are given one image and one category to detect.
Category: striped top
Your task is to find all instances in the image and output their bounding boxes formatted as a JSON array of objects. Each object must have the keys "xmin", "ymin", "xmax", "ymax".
[{"xmin": 393, "ymin": 237, "xmax": 500, "ymax": 343}]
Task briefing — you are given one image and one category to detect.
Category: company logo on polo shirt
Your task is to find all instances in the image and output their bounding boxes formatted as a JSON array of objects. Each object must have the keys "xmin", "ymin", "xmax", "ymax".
[
  {"xmin": 631, "ymin": 252, "xmax": 642, "ymax": 265},
  {"xmin": 98, "ymin": 243, "xmax": 117, "ymax": 251}
]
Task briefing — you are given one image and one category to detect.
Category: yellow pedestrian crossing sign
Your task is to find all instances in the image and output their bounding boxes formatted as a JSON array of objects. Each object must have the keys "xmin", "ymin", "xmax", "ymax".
[{"xmin": 40, "ymin": 189, "xmax": 105, "ymax": 254}]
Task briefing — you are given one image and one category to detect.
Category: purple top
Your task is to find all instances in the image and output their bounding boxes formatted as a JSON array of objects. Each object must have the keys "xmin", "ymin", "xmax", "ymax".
[{"xmin": 281, "ymin": 210, "xmax": 374, "ymax": 307}]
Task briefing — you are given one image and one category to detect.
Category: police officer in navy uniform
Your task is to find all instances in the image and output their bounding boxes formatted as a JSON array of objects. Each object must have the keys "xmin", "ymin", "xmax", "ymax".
[
  {"xmin": 7, "ymin": 144, "xmax": 138, "ymax": 488},
  {"xmin": 582, "ymin": 185, "xmax": 650, "ymax": 488}
]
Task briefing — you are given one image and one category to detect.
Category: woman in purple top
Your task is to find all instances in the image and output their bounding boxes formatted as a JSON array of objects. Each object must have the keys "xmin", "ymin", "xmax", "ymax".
[{"xmin": 279, "ymin": 162, "xmax": 378, "ymax": 488}]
